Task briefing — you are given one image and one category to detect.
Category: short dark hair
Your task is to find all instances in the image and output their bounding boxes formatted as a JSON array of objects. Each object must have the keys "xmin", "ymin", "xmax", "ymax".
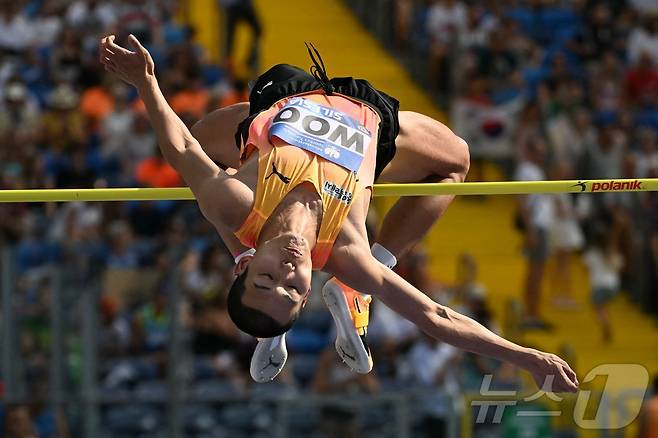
[{"xmin": 227, "ymin": 268, "xmax": 298, "ymax": 338}]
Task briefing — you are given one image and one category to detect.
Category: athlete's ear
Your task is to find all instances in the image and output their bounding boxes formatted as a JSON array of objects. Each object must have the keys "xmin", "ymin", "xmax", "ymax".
[{"xmin": 234, "ymin": 254, "xmax": 253, "ymax": 275}]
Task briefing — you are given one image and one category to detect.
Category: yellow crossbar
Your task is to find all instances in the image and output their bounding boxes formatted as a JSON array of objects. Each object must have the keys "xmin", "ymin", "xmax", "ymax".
[{"xmin": 0, "ymin": 179, "xmax": 655, "ymax": 202}]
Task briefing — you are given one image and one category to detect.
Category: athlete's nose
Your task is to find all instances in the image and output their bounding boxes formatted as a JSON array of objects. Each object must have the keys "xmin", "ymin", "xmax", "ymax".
[{"xmin": 282, "ymin": 261, "xmax": 295, "ymax": 272}]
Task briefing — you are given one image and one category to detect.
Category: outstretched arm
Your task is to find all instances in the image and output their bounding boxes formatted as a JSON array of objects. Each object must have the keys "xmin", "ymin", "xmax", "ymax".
[
  {"xmin": 328, "ymin": 245, "xmax": 579, "ymax": 392},
  {"xmin": 99, "ymin": 35, "xmax": 242, "ymax": 224}
]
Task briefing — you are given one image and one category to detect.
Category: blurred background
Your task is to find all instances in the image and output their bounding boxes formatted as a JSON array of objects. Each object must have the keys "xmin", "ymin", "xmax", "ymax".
[{"xmin": 0, "ymin": 0, "xmax": 657, "ymax": 437}]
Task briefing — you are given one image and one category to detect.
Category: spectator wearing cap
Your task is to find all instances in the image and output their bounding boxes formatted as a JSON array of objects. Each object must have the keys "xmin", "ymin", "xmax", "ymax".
[
  {"xmin": 40, "ymin": 84, "xmax": 85, "ymax": 154},
  {"xmin": 0, "ymin": 81, "xmax": 41, "ymax": 157}
]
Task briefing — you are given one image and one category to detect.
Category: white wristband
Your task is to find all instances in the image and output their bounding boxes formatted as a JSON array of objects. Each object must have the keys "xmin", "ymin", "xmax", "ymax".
[{"xmin": 234, "ymin": 248, "xmax": 256, "ymax": 264}]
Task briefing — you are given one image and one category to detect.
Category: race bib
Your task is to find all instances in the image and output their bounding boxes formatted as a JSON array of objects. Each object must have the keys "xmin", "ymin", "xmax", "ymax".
[{"xmin": 268, "ymin": 97, "xmax": 372, "ymax": 172}]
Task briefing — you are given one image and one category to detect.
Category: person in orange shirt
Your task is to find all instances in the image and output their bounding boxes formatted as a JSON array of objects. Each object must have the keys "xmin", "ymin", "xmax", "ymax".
[
  {"xmin": 80, "ymin": 79, "xmax": 116, "ymax": 129},
  {"xmin": 101, "ymin": 35, "xmax": 579, "ymax": 394},
  {"xmin": 169, "ymin": 73, "xmax": 210, "ymax": 119},
  {"xmin": 134, "ymin": 150, "xmax": 182, "ymax": 188}
]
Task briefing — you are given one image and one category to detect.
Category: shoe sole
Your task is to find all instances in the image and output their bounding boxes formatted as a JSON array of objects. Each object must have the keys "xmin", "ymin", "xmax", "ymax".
[
  {"xmin": 322, "ymin": 281, "xmax": 373, "ymax": 374},
  {"xmin": 249, "ymin": 335, "xmax": 287, "ymax": 383}
]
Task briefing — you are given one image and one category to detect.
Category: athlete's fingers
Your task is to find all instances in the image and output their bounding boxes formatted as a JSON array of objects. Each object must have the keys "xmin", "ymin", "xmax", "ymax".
[
  {"xmin": 563, "ymin": 364, "xmax": 578, "ymax": 386},
  {"xmin": 557, "ymin": 366, "xmax": 578, "ymax": 392},
  {"xmin": 128, "ymin": 34, "xmax": 147, "ymax": 55},
  {"xmin": 103, "ymin": 63, "xmax": 118, "ymax": 74},
  {"xmin": 107, "ymin": 35, "xmax": 133, "ymax": 55}
]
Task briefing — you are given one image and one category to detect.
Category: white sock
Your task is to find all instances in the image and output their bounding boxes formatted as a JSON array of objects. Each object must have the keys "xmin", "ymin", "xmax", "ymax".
[{"xmin": 371, "ymin": 243, "xmax": 397, "ymax": 268}]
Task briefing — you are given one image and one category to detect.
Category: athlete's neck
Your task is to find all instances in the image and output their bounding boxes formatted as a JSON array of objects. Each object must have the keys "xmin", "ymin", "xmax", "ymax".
[{"xmin": 258, "ymin": 185, "xmax": 323, "ymax": 249}]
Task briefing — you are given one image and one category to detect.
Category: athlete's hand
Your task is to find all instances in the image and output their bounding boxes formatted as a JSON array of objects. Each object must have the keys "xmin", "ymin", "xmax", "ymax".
[
  {"xmin": 523, "ymin": 348, "xmax": 579, "ymax": 393},
  {"xmin": 99, "ymin": 34, "xmax": 154, "ymax": 88}
]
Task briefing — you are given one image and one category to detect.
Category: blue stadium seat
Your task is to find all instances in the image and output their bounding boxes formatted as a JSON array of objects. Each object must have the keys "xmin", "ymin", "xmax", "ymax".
[
  {"xmin": 103, "ymin": 404, "xmax": 163, "ymax": 433},
  {"xmin": 134, "ymin": 380, "xmax": 169, "ymax": 400},
  {"xmin": 182, "ymin": 403, "xmax": 225, "ymax": 433},
  {"xmin": 250, "ymin": 381, "xmax": 298, "ymax": 399},
  {"xmin": 286, "ymin": 327, "xmax": 330, "ymax": 354},
  {"xmin": 291, "ymin": 353, "xmax": 321, "ymax": 386},
  {"xmin": 635, "ymin": 108, "xmax": 658, "ymax": 133},
  {"xmin": 192, "ymin": 379, "xmax": 241, "ymax": 401}
]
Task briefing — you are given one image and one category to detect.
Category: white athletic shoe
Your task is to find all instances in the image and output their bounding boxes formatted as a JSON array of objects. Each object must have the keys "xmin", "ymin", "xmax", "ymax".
[
  {"xmin": 249, "ymin": 333, "xmax": 288, "ymax": 383},
  {"xmin": 322, "ymin": 278, "xmax": 373, "ymax": 373}
]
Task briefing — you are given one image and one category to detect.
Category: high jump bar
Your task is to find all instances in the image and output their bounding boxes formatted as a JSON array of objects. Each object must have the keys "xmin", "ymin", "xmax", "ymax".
[{"xmin": 0, "ymin": 179, "xmax": 655, "ymax": 203}]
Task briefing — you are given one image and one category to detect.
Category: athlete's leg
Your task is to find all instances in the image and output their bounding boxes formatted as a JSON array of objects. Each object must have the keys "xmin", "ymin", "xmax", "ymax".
[
  {"xmin": 375, "ymin": 111, "xmax": 470, "ymax": 258},
  {"xmin": 191, "ymin": 102, "xmax": 250, "ymax": 169}
]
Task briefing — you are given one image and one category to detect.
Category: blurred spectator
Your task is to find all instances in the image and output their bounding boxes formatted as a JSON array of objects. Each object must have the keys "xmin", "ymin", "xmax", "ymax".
[
  {"xmin": 4, "ymin": 405, "xmax": 37, "ymax": 438},
  {"xmin": 627, "ymin": 15, "xmax": 658, "ymax": 66},
  {"xmin": 398, "ymin": 334, "xmax": 461, "ymax": 436},
  {"xmin": 547, "ymin": 162, "xmax": 584, "ymax": 310},
  {"xmin": 107, "ymin": 220, "xmax": 139, "ymax": 269},
  {"xmin": 132, "ymin": 289, "xmax": 169, "ymax": 353},
  {"xmin": 135, "ymin": 151, "xmax": 182, "ymax": 188},
  {"xmin": 217, "ymin": 77, "xmax": 249, "ymax": 108},
  {"xmin": 582, "ymin": 124, "xmax": 625, "ymax": 180},
  {"xmin": 393, "ymin": 0, "xmax": 414, "ymax": 49},
  {"xmin": 584, "ymin": 226, "xmax": 623, "ymax": 343},
  {"xmin": 40, "ymin": 84, "xmax": 85, "ymax": 154},
  {"xmin": 546, "ymin": 107, "xmax": 595, "ymax": 164},
  {"xmin": 590, "ymin": 51, "xmax": 624, "ymax": 114},
  {"xmin": 219, "ymin": 0, "xmax": 261, "ymax": 71},
  {"xmin": 181, "ymin": 245, "xmax": 233, "ymax": 301},
  {"xmin": 79, "ymin": 74, "xmax": 115, "ymax": 130},
  {"xmin": 570, "ymin": 3, "xmax": 616, "ymax": 63},
  {"xmin": 0, "ymin": 80, "xmax": 42, "ymax": 160},
  {"xmin": 625, "ymin": 52, "xmax": 658, "ymax": 107},
  {"xmin": 515, "ymin": 138, "xmax": 553, "ymax": 330},
  {"xmin": 170, "ymin": 71, "xmax": 210, "ymax": 119},
  {"xmin": 634, "ymin": 128, "xmax": 658, "ymax": 178},
  {"xmin": 0, "ymin": 3, "xmax": 36, "ymax": 53},
  {"xmin": 427, "ymin": 0, "xmax": 466, "ymax": 93},
  {"xmin": 312, "ymin": 345, "xmax": 380, "ymax": 437},
  {"xmin": 453, "ymin": 252, "xmax": 486, "ymax": 308}
]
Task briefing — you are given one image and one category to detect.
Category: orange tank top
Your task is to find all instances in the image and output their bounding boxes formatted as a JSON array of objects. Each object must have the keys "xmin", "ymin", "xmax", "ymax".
[{"xmin": 234, "ymin": 92, "xmax": 380, "ymax": 269}]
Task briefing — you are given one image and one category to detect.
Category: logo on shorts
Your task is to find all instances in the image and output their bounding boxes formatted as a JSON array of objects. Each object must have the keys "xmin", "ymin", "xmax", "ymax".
[{"xmin": 323, "ymin": 181, "xmax": 353, "ymax": 205}]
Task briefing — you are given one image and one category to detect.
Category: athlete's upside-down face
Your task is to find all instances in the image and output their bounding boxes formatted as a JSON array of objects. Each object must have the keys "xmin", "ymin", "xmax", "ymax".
[{"xmin": 235, "ymin": 233, "xmax": 313, "ymax": 325}]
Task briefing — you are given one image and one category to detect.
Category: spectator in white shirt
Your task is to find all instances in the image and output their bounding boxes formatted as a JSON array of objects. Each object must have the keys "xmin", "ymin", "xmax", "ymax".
[
  {"xmin": 547, "ymin": 162, "xmax": 584, "ymax": 310},
  {"xmin": 515, "ymin": 138, "xmax": 554, "ymax": 330}
]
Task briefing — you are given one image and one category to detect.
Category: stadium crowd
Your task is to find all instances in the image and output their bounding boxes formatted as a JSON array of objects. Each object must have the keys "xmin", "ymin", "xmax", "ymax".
[
  {"xmin": 390, "ymin": 0, "xmax": 658, "ymax": 329},
  {"xmin": 0, "ymin": 0, "xmax": 657, "ymax": 436}
]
